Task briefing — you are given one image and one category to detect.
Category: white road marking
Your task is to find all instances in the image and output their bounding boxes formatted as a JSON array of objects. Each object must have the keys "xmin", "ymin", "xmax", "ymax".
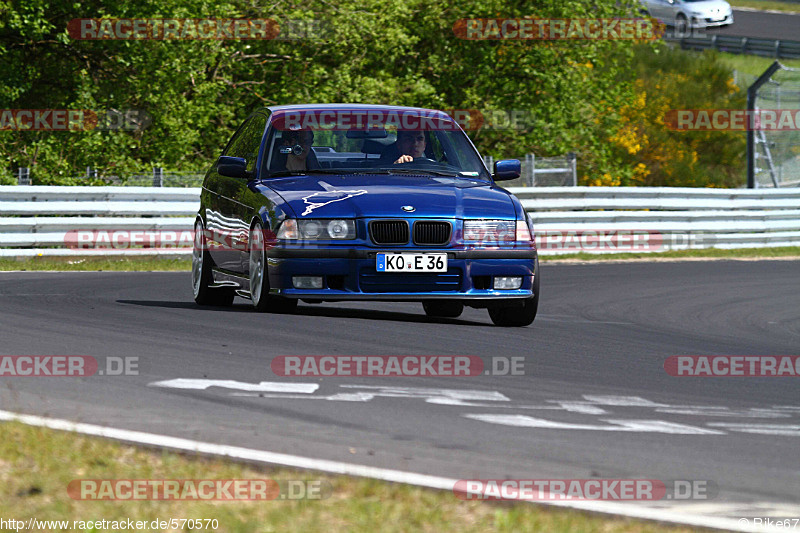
[
  {"xmin": 148, "ymin": 379, "xmax": 318, "ymax": 393},
  {"xmin": 582, "ymin": 395, "xmax": 670, "ymax": 407},
  {"xmin": 148, "ymin": 381, "xmax": 800, "ymax": 437},
  {"xmin": 230, "ymin": 392, "xmax": 377, "ymax": 402},
  {"xmin": 0, "ymin": 409, "xmax": 771, "ymax": 532},
  {"xmin": 548, "ymin": 401, "xmax": 608, "ymax": 414},
  {"xmin": 655, "ymin": 407, "xmax": 792, "ymax": 418},
  {"xmin": 707, "ymin": 423, "xmax": 800, "ymax": 436},
  {"xmin": 464, "ymin": 414, "xmax": 726, "ymax": 435},
  {"xmin": 338, "ymin": 385, "xmax": 510, "ymax": 402},
  {"xmin": 232, "ymin": 387, "xmax": 512, "ymax": 404}
]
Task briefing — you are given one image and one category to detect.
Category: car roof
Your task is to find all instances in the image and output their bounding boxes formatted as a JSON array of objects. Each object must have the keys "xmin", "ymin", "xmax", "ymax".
[{"xmin": 261, "ymin": 103, "xmax": 452, "ymax": 119}]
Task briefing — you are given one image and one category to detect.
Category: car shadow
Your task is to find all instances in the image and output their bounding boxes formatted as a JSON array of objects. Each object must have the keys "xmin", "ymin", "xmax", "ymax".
[
  {"xmin": 116, "ymin": 299, "xmax": 489, "ymax": 325},
  {"xmin": 116, "ymin": 300, "xmax": 248, "ymax": 312},
  {"xmin": 292, "ymin": 304, "xmax": 487, "ymax": 326}
]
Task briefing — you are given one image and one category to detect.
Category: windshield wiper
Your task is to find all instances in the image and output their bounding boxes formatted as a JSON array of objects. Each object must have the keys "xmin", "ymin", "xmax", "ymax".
[
  {"xmin": 375, "ymin": 167, "xmax": 462, "ymax": 177},
  {"xmin": 266, "ymin": 168, "xmax": 471, "ymax": 178},
  {"xmin": 266, "ymin": 169, "xmax": 354, "ymax": 178}
]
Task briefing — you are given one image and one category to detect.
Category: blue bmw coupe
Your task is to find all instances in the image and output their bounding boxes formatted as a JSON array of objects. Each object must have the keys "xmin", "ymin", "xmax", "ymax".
[{"xmin": 192, "ymin": 104, "xmax": 539, "ymax": 326}]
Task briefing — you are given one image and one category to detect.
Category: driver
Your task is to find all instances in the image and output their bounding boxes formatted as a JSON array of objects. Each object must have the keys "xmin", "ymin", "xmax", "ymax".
[{"xmin": 393, "ymin": 130, "xmax": 427, "ymax": 164}]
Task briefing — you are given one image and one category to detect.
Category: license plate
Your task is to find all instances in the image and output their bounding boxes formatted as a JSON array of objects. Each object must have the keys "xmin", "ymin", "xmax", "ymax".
[{"xmin": 376, "ymin": 253, "xmax": 447, "ymax": 272}]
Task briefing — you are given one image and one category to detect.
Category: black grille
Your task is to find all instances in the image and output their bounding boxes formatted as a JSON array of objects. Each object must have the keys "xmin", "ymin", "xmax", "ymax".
[
  {"xmin": 413, "ymin": 221, "xmax": 451, "ymax": 245},
  {"xmin": 360, "ymin": 269, "xmax": 462, "ymax": 293},
  {"xmin": 370, "ymin": 220, "xmax": 409, "ymax": 245}
]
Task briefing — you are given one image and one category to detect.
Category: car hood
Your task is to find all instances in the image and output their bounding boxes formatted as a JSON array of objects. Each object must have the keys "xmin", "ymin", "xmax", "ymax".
[
  {"xmin": 685, "ymin": 0, "xmax": 731, "ymax": 13},
  {"xmin": 262, "ymin": 174, "xmax": 517, "ymax": 219}
]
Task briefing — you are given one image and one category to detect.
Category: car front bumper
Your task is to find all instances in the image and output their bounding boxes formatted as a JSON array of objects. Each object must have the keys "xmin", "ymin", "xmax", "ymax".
[
  {"xmin": 690, "ymin": 13, "xmax": 733, "ymax": 27},
  {"xmin": 266, "ymin": 246, "xmax": 537, "ymax": 301}
]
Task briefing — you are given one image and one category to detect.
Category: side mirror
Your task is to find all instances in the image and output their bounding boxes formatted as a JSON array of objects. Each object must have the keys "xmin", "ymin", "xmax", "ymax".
[
  {"xmin": 493, "ymin": 159, "xmax": 521, "ymax": 181},
  {"xmin": 218, "ymin": 156, "xmax": 250, "ymax": 179}
]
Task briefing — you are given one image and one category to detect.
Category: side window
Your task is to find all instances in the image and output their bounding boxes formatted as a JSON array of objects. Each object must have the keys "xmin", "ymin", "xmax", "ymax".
[
  {"xmin": 223, "ymin": 114, "xmax": 268, "ymax": 173},
  {"xmin": 427, "ymin": 132, "xmax": 445, "ymax": 161}
]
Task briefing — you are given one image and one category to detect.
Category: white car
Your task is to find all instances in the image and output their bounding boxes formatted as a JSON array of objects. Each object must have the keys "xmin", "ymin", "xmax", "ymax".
[{"xmin": 639, "ymin": 0, "xmax": 734, "ymax": 30}]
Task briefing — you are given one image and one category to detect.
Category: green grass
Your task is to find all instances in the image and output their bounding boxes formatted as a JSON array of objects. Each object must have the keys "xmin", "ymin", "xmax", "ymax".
[
  {"xmin": 0, "ymin": 420, "xmax": 701, "ymax": 533},
  {"xmin": 716, "ymin": 53, "xmax": 800, "ymax": 78},
  {"xmin": 0, "ymin": 247, "xmax": 798, "ymax": 271},
  {"xmin": 0, "ymin": 255, "xmax": 191, "ymax": 271},
  {"xmin": 728, "ymin": 0, "xmax": 800, "ymax": 12}
]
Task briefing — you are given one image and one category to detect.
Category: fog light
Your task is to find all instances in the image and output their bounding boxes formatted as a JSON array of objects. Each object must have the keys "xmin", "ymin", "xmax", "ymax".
[
  {"xmin": 494, "ymin": 276, "xmax": 522, "ymax": 290},
  {"xmin": 293, "ymin": 276, "xmax": 323, "ymax": 289}
]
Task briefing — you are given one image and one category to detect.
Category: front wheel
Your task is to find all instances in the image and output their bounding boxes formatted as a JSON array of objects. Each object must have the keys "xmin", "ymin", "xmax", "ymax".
[
  {"xmin": 249, "ymin": 221, "xmax": 297, "ymax": 314},
  {"xmin": 192, "ymin": 219, "xmax": 234, "ymax": 307},
  {"xmin": 488, "ymin": 261, "xmax": 540, "ymax": 327}
]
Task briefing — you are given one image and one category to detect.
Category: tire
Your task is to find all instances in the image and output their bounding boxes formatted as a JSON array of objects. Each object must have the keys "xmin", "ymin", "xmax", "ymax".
[
  {"xmin": 192, "ymin": 219, "xmax": 235, "ymax": 307},
  {"xmin": 422, "ymin": 300, "xmax": 464, "ymax": 318},
  {"xmin": 488, "ymin": 259, "xmax": 540, "ymax": 327},
  {"xmin": 249, "ymin": 221, "xmax": 297, "ymax": 314}
]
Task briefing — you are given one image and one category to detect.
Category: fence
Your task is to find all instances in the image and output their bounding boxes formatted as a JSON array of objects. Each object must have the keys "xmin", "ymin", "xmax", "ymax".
[
  {"xmin": 483, "ymin": 153, "xmax": 577, "ymax": 187},
  {"xmin": 1, "ymin": 185, "xmax": 799, "ymax": 257},
  {"xmin": 0, "ymin": 186, "xmax": 197, "ymax": 257},
  {"xmin": 746, "ymin": 61, "xmax": 800, "ymax": 188},
  {"xmin": 665, "ymin": 34, "xmax": 800, "ymax": 60},
  {"xmin": 14, "ymin": 167, "xmax": 205, "ymax": 187}
]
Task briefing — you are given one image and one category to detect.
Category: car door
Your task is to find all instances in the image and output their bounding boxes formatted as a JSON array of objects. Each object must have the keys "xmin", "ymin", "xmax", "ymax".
[
  {"xmin": 647, "ymin": 0, "xmax": 673, "ymax": 22},
  {"xmin": 663, "ymin": 0, "xmax": 682, "ymax": 24},
  {"xmin": 205, "ymin": 113, "xmax": 268, "ymax": 273}
]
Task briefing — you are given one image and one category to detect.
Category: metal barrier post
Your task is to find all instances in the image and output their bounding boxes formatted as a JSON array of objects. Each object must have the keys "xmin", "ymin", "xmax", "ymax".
[
  {"xmin": 528, "ymin": 153, "xmax": 536, "ymax": 186},
  {"xmin": 568, "ymin": 152, "xmax": 577, "ymax": 186},
  {"xmin": 152, "ymin": 167, "xmax": 163, "ymax": 187},
  {"xmin": 17, "ymin": 167, "xmax": 30, "ymax": 185}
]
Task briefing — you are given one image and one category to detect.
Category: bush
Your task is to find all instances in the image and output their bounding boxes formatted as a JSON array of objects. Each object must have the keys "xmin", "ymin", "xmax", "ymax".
[{"xmin": 590, "ymin": 44, "xmax": 747, "ymax": 187}]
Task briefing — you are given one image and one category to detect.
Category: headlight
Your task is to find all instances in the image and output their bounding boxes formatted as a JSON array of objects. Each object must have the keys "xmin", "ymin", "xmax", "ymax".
[
  {"xmin": 516, "ymin": 219, "xmax": 533, "ymax": 242},
  {"xmin": 463, "ymin": 219, "xmax": 533, "ymax": 243},
  {"xmin": 277, "ymin": 219, "xmax": 356, "ymax": 240}
]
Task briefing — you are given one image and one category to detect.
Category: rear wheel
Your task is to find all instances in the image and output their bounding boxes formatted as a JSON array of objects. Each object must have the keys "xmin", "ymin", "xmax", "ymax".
[
  {"xmin": 192, "ymin": 219, "xmax": 235, "ymax": 307},
  {"xmin": 249, "ymin": 221, "xmax": 297, "ymax": 314},
  {"xmin": 422, "ymin": 300, "xmax": 464, "ymax": 318},
  {"xmin": 488, "ymin": 260, "xmax": 540, "ymax": 327}
]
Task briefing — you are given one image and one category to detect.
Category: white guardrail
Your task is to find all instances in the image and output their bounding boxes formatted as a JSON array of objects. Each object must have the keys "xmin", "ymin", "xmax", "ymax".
[{"xmin": 0, "ymin": 185, "xmax": 799, "ymax": 257}]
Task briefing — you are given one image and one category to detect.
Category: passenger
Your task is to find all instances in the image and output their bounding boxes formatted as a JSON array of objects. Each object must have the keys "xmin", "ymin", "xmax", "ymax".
[{"xmin": 279, "ymin": 129, "xmax": 317, "ymax": 171}]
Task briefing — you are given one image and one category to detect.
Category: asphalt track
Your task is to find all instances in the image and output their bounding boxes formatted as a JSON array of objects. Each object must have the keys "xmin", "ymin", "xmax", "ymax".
[
  {"xmin": 705, "ymin": 9, "xmax": 800, "ymax": 41},
  {"xmin": 0, "ymin": 261, "xmax": 798, "ymax": 529}
]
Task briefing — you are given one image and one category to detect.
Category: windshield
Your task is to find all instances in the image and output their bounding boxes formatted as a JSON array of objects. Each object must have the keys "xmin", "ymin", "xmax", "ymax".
[{"xmin": 262, "ymin": 112, "xmax": 491, "ymax": 180}]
